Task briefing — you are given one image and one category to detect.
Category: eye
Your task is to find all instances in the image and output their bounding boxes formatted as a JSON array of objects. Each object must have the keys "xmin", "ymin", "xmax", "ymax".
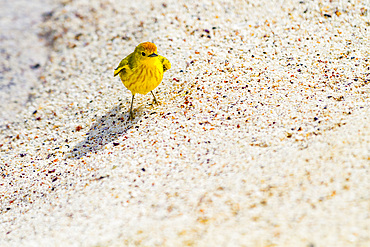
[{"xmin": 141, "ymin": 52, "xmax": 146, "ymax": 56}]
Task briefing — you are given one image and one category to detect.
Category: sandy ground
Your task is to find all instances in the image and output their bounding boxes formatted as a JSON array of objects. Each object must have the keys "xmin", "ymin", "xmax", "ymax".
[
  {"xmin": 0, "ymin": 0, "xmax": 57, "ymax": 125},
  {"xmin": 0, "ymin": 0, "xmax": 369, "ymax": 246}
]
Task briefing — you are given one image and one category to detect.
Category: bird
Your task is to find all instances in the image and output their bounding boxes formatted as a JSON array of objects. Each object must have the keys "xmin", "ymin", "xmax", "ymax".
[{"xmin": 114, "ymin": 42, "xmax": 171, "ymax": 119}]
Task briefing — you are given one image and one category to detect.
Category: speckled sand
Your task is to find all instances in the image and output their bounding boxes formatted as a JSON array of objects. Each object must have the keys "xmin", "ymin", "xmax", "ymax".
[
  {"xmin": 0, "ymin": 0, "xmax": 57, "ymax": 124},
  {"xmin": 1, "ymin": 0, "xmax": 369, "ymax": 246}
]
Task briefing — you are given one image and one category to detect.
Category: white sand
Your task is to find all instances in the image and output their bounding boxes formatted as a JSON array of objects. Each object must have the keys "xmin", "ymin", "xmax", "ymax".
[
  {"xmin": 0, "ymin": 0, "xmax": 57, "ymax": 125},
  {"xmin": 1, "ymin": 0, "xmax": 369, "ymax": 246}
]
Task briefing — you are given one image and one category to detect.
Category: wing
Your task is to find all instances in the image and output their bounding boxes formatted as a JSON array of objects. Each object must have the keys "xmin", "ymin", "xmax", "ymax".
[
  {"xmin": 114, "ymin": 54, "xmax": 132, "ymax": 77},
  {"xmin": 158, "ymin": 55, "xmax": 171, "ymax": 72}
]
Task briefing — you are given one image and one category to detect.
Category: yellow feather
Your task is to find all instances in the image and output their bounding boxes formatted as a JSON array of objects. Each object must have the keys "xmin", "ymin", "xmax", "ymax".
[{"xmin": 114, "ymin": 42, "xmax": 171, "ymax": 119}]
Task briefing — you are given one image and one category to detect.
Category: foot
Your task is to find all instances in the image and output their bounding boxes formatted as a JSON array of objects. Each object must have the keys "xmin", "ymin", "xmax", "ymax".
[
  {"xmin": 151, "ymin": 91, "xmax": 158, "ymax": 104},
  {"xmin": 129, "ymin": 110, "xmax": 134, "ymax": 120}
]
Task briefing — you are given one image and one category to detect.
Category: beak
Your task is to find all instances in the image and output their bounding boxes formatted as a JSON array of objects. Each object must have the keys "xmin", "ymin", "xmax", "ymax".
[{"xmin": 148, "ymin": 53, "xmax": 158, "ymax": 57}]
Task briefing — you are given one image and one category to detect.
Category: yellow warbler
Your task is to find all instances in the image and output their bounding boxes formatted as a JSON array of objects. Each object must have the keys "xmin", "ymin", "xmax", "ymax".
[{"xmin": 114, "ymin": 42, "xmax": 171, "ymax": 119}]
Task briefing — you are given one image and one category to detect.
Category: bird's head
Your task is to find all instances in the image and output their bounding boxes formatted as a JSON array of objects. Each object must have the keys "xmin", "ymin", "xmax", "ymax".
[{"xmin": 135, "ymin": 42, "xmax": 158, "ymax": 59}]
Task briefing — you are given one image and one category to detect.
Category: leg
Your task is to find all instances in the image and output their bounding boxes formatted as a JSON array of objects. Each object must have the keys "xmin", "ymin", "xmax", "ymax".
[
  {"xmin": 151, "ymin": 91, "xmax": 158, "ymax": 104},
  {"xmin": 129, "ymin": 94, "xmax": 135, "ymax": 119}
]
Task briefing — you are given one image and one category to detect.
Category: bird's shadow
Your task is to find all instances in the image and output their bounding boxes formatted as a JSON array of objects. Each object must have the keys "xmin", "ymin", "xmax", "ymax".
[{"xmin": 66, "ymin": 103, "xmax": 140, "ymax": 159}]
